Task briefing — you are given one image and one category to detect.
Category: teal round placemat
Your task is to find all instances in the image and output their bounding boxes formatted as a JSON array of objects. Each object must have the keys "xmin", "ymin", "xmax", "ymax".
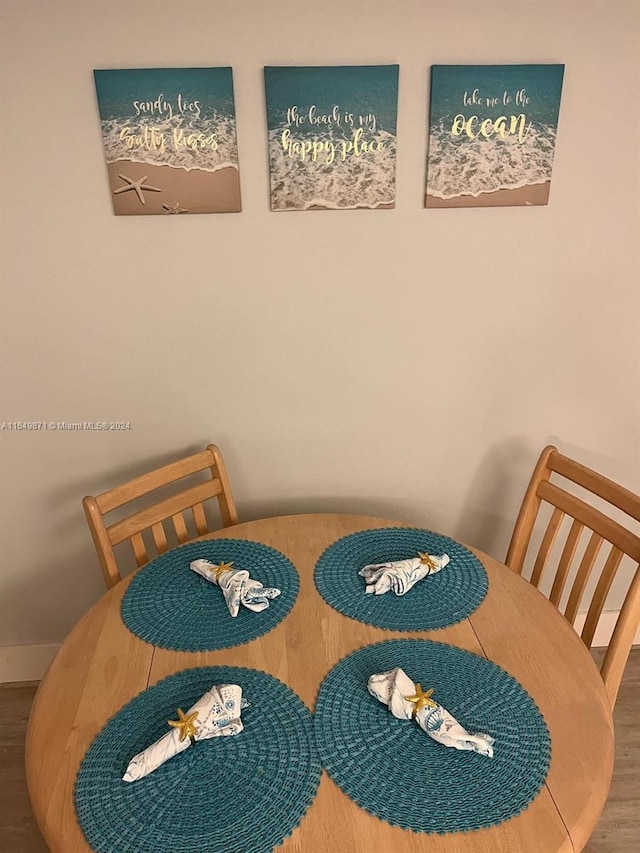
[
  {"xmin": 314, "ymin": 528, "xmax": 487, "ymax": 630},
  {"xmin": 314, "ymin": 639, "xmax": 551, "ymax": 834},
  {"xmin": 75, "ymin": 666, "xmax": 321, "ymax": 853},
  {"xmin": 121, "ymin": 540, "xmax": 299, "ymax": 651}
]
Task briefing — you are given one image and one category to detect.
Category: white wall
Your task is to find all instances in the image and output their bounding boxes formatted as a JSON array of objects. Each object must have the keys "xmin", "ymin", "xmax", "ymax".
[{"xmin": 1, "ymin": 0, "xmax": 639, "ymax": 648}]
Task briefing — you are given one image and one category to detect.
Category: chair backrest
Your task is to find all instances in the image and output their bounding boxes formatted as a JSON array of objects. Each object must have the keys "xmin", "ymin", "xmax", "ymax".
[
  {"xmin": 506, "ymin": 445, "xmax": 640, "ymax": 707},
  {"xmin": 83, "ymin": 443, "xmax": 238, "ymax": 589}
]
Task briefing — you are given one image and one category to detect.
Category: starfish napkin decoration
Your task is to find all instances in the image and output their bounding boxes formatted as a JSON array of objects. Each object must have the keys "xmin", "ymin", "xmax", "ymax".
[
  {"xmin": 167, "ymin": 708, "xmax": 199, "ymax": 742},
  {"xmin": 405, "ymin": 684, "xmax": 437, "ymax": 719},
  {"xmin": 213, "ymin": 561, "xmax": 234, "ymax": 580},
  {"xmin": 417, "ymin": 552, "xmax": 438, "ymax": 569},
  {"xmin": 113, "ymin": 174, "xmax": 162, "ymax": 205}
]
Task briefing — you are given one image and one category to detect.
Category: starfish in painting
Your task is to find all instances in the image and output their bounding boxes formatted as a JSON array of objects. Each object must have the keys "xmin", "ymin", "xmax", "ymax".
[
  {"xmin": 113, "ymin": 173, "xmax": 162, "ymax": 205},
  {"xmin": 162, "ymin": 202, "xmax": 189, "ymax": 214}
]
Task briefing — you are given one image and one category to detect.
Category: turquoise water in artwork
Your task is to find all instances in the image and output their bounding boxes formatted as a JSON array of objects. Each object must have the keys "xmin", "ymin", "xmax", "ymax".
[
  {"xmin": 94, "ymin": 67, "xmax": 238, "ymax": 173},
  {"xmin": 264, "ymin": 65, "xmax": 399, "ymax": 210},
  {"xmin": 265, "ymin": 65, "xmax": 399, "ymax": 135},
  {"xmin": 427, "ymin": 64, "xmax": 564, "ymax": 199}
]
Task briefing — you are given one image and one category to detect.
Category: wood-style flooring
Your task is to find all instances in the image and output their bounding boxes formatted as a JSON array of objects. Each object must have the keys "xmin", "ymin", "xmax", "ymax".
[{"xmin": 1, "ymin": 650, "xmax": 638, "ymax": 852}]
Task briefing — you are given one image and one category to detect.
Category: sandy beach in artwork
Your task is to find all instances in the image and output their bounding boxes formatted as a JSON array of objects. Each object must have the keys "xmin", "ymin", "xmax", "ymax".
[
  {"xmin": 107, "ymin": 160, "xmax": 241, "ymax": 215},
  {"xmin": 305, "ymin": 201, "xmax": 395, "ymax": 211},
  {"xmin": 426, "ymin": 181, "xmax": 550, "ymax": 209}
]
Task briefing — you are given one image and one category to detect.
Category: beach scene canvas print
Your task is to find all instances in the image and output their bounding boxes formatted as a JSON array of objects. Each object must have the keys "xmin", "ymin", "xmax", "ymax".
[
  {"xmin": 94, "ymin": 67, "xmax": 241, "ymax": 215},
  {"xmin": 425, "ymin": 64, "xmax": 564, "ymax": 208},
  {"xmin": 264, "ymin": 65, "xmax": 399, "ymax": 211}
]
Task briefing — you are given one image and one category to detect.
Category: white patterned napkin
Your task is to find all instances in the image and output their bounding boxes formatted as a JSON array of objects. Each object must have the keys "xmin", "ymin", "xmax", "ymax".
[
  {"xmin": 359, "ymin": 552, "xmax": 450, "ymax": 596},
  {"xmin": 368, "ymin": 668, "xmax": 494, "ymax": 757},
  {"xmin": 122, "ymin": 684, "xmax": 249, "ymax": 782},
  {"xmin": 190, "ymin": 558, "xmax": 281, "ymax": 617}
]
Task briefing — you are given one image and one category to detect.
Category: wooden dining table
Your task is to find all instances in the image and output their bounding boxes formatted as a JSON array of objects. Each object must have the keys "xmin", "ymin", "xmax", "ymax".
[{"xmin": 26, "ymin": 513, "xmax": 614, "ymax": 853}]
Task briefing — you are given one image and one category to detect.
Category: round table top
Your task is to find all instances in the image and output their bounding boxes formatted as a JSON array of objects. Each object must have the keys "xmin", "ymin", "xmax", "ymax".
[{"xmin": 26, "ymin": 513, "xmax": 614, "ymax": 853}]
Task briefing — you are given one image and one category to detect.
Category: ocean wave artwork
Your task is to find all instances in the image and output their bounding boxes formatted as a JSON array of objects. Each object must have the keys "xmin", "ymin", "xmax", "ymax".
[
  {"xmin": 425, "ymin": 65, "xmax": 564, "ymax": 209},
  {"xmin": 100, "ymin": 114, "xmax": 239, "ymax": 174},
  {"xmin": 94, "ymin": 67, "xmax": 241, "ymax": 215},
  {"xmin": 264, "ymin": 66, "xmax": 399, "ymax": 211}
]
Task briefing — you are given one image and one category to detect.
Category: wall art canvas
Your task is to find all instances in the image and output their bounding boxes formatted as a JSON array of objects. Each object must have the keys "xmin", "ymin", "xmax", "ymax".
[
  {"xmin": 94, "ymin": 67, "xmax": 241, "ymax": 215},
  {"xmin": 425, "ymin": 64, "xmax": 564, "ymax": 208},
  {"xmin": 264, "ymin": 65, "xmax": 399, "ymax": 211}
]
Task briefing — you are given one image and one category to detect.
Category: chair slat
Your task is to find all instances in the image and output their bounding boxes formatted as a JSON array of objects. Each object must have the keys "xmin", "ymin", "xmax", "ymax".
[
  {"xmin": 505, "ymin": 446, "xmax": 556, "ymax": 574},
  {"xmin": 549, "ymin": 451, "xmax": 640, "ymax": 522},
  {"xmin": 151, "ymin": 522, "xmax": 168, "ymax": 555},
  {"xmin": 581, "ymin": 546, "xmax": 624, "ymax": 648},
  {"xmin": 107, "ymin": 481, "xmax": 221, "ymax": 546},
  {"xmin": 172, "ymin": 512, "xmax": 189, "ymax": 544},
  {"xmin": 538, "ymin": 480, "xmax": 640, "ymax": 563},
  {"xmin": 208, "ymin": 444, "xmax": 239, "ymax": 527},
  {"xmin": 97, "ymin": 450, "xmax": 219, "ymax": 513},
  {"xmin": 564, "ymin": 532, "xmax": 604, "ymax": 625},
  {"xmin": 192, "ymin": 503, "xmax": 208, "ymax": 537},
  {"xmin": 82, "ymin": 496, "xmax": 122, "ymax": 589},
  {"xmin": 530, "ymin": 506, "xmax": 564, "ymax": 588},
  {"xmin": 601, "ymin": 563, "xmax": 640, "ymax": 705},
  {"xmin": 130, "ymin": 532, "xmax": 148, "ymax": 567},
  {"xmin": 549, "ymin": 519, "xmax": 583, "ymax": 607}
]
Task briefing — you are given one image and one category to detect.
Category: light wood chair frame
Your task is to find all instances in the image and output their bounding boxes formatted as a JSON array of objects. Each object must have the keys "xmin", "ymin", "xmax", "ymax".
[
  {"xmin": 506, "ymin": 445, "xmax": 640, "ymax": 707},
  {"xmin": 83, "ymin": 443, "xmax": 238, "ymax": 589}
]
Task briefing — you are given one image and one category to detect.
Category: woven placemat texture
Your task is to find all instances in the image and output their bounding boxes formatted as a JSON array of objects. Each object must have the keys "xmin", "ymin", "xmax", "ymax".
[
  {"xmin": 75, "ymin": 666, "xmax": 321, "ymax": 853},
  {"xmin": 314, "ymin": 639, "xmax": 551, "ymax": 834},
  {"xmin": 314, "ymin": 528, "xmax": 488, "ymax": 630},
  {"xmin": 121, "ymin": 539, "xmax": 299, "ymax": 651}
]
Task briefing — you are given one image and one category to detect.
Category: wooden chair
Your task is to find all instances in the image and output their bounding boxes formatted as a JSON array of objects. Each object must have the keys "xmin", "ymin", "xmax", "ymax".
[
  {"xmin": 506, "ymin": 445, "xmax": 640, "ymax": 707},
  {"xmin": 83, "ymin": 443, "xmax": 238, "ymax": 589}
]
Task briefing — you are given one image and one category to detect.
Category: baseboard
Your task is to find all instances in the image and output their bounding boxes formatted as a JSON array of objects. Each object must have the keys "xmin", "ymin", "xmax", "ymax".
[
  {"xmin": 0, "ymin": 643, "xmax": 60, "ymax": 683},
  {"xmin": 1, "ymin": 610, "xmax": 638, "ymax": 683}
]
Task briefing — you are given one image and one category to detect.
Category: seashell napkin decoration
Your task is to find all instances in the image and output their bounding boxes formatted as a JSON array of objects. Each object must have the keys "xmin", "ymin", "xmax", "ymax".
[
  {"xmin": 368, "ymin": 667, "xmax": 494, "ymax": 757},
  {"xmin": 359, "ymin": 552, "xmax": 450, "ymax": 596},
  {"xmin": 190, "ymin": 558, "xmax": 281, "ymax": 617},
  {"xmin": 123, "ymin": 683, "xmax": 249, "ymax": 782}
]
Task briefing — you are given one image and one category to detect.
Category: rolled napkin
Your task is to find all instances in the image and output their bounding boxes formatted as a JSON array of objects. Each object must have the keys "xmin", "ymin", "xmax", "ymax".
[
  {"xmin": 190, "ymin": 558, "xmax": 281, "ymax": 617},
  {"xmin": 368, "ymin": 667, "xmax": 494, "ymax": 757},
  {"xmin": 123, "ymin": 683, "xmax": 249, "ymax": 782},
  {"xmin": 359, "ymin": 552, "xmax": 450, "ymax": 596}
]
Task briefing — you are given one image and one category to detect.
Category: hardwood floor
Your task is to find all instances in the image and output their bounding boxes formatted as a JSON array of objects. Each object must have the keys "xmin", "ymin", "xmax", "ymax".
[
  {"xmin": 0, "ymin": 682, "xmax": 47, "ymax": 853},
  {"xmin": 584, "ymin": 648, "xmax": 640, "ymax": 853},
  {"xmin": 1, "ymin": 652, "xmax": 638, "ymax": 852}
]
